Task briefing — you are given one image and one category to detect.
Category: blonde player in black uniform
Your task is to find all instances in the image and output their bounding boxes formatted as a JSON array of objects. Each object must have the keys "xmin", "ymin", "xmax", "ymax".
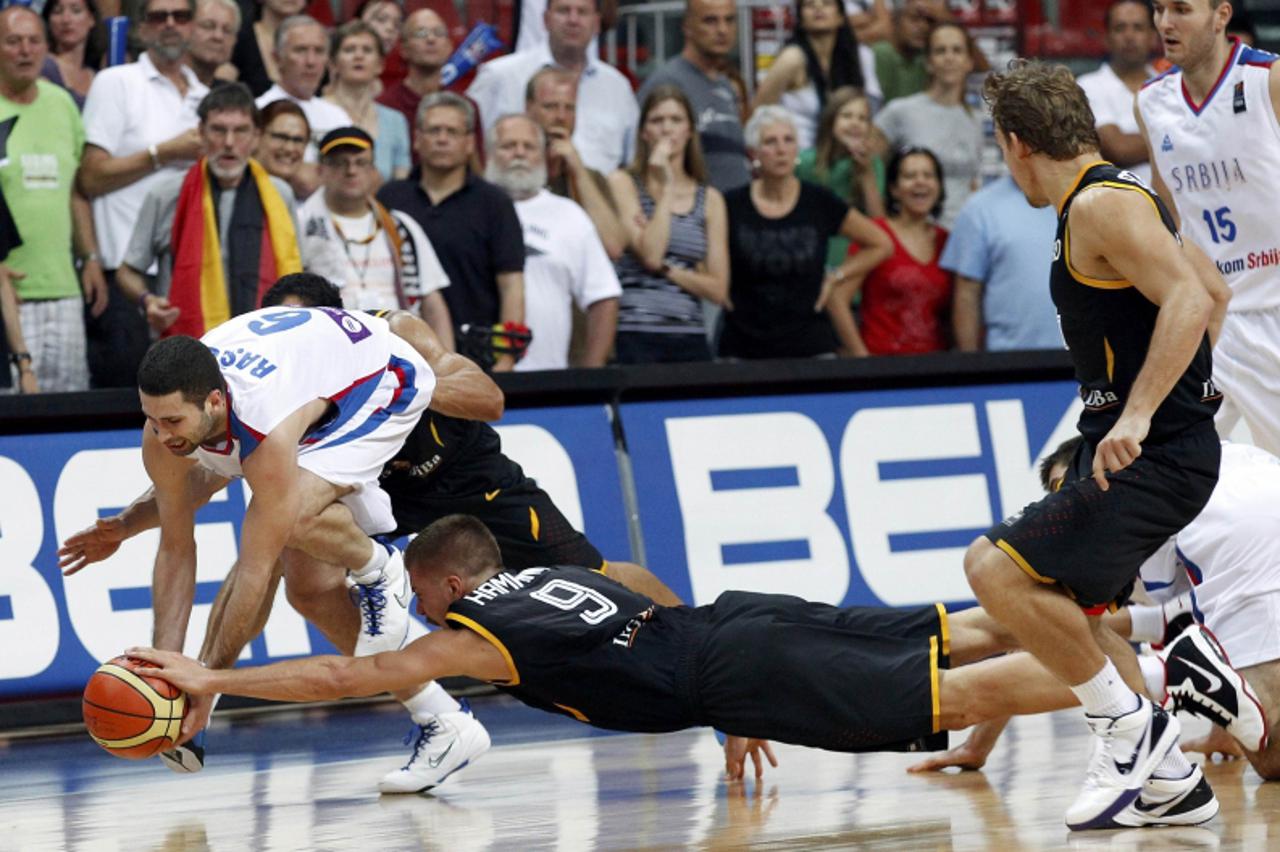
[{"xmin": 965, "ymin": 61, "xmax": 1230, "ymax": 831}]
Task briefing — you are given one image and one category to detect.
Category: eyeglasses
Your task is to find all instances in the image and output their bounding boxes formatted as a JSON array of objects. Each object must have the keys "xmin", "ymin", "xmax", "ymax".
[
  {"xmin": 267, "ymin": 131, "xmax": 309, "ymax": 147},
  {"xmin": 195, "ymin": 19, "xmax": 237, "ymax": 36},
  {"xmin": 406, "ymin": 26, "xmax": 449, "ymax": 40},
  {"xmin": 144, "ymin": 8, "xmax": 194, "ymax": 24}
]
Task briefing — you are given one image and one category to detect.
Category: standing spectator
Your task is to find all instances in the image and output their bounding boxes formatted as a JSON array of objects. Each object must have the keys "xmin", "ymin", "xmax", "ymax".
[
  {"xmin": 79, "ymin": 0, "xmax": 207, "ymax": 388},
  {"xmin": 357, "ymin": 0, "xmax": 406, "ymax": 90},
  {"xmin": 836, "ymin": 146, "xmax": 951, "ymax": 357},
  {"xmin": 525, "ymin": 67, "xmax": 625, "ymax": 259},
  {"xmin": 185, "ymin": 0, "xmax": 239, "ymax": 88},
  {"xmin": 41, "ymin": 0, "xmax": 100, "ymax": 108},
  {"xmin": 256, "ymin": 16, "xmax": 352, "ymax": 161},
  {"xmin": 608, "ymin": 85, "xmax": 728, "ymax": 364},
  {"xmin": 255, "ymin": 98, "xmax": 310, "ymax": 196},
  {"xmin": 722, "ymin": 106, "xmax": 890, "ymax": 360},
  {"xmin": 232, "ymin": 0, "xmax": 305, "ymax": 97},
  {"xmin": 869, "ymin": 0, "xmax": 935, "ymax": 105},
  {"xmin": 322, "ymin": 21, "xmax": 411, "ymax": 182},
  {"xmin": 468, "ymin": 0, "xmax": 637, "ymax": 173},
  {"xmin": 377, "ymin": 9, "xmax": 452, "ymax": 134},
  {"xmin": 942, "ymin": 173, "xmax": 1060, "ymax": 352},
  {"xmin": 638, "ymin": 0, "xmax": 749, "ymax": 193},
  {"xmin": 796, "ymin": 86, "xmax": 884, "ymax": 270},
  {"xmin": 377, "ymin": 92, "xmax": 526, "ymax": 370},
  {"xmin": 114, "ymin": 84, "xmax": 301, "ymax": 338},
  {"xmin": 487, "ymin": 114, "xmax": 620, "ymax": 370},
  {"xmin": 1, "ymin": 262, "xmax": 37, "ymax": 393},
  {"xmin": 753, "ymin": 0, "xmax": 877, "ymax": 150},
  {"xmin": 0, "ymin": 5, "xmax": 105, "ymax": 392},
  {"xmin": 873, "ymin": 21, "xmax": 980, "ymax": 226},
  {"xmin": 298, "ymin": 126, "xmax": 452, "ymax": 342},
  {"xmin": 1076, "ymin": 0, "xmax": 1157, "ymax": 185},
  {"xmin": 514, "ymin": 0, "xmax": 615, "ymax": 54}
]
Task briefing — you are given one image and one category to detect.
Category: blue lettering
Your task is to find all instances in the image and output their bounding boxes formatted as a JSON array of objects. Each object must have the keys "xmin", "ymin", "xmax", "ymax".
[
  {"xmin": 219, "ymin": 350, "xmax": 235, "ymax": 367},
  {"xmin": 236, "ymin": 352, "xmax": 259, "ymax": 371},
  {"xmin": 249, "ymin": 360, "xmax": 277, "ymax": 379}
]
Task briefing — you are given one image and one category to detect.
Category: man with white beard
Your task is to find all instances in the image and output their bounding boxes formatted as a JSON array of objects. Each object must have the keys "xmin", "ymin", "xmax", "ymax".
[{"xmin": 485, "ymin": 114, "xmax": 620, "ymax": 370}]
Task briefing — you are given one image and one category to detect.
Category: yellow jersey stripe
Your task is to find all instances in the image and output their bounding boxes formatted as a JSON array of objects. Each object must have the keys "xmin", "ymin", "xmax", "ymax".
[
  {"xmin": 1104, "ymin": 337, "xmax": 1115, "ymax": 381},
  {"xmin": 1056, "ymin": 159, "xmax": 1110, "ymax": 214},
  {"xmin": 934, "ymin": 602, "xmax": 951, "ymax": 659},
  {"xmin": 995, "ymin": 539, "xmax": 1055, "ymax": 585},
  {"xmin": 929, "ymin": 635, "xmax": 941, "ymax": 734},
  {"xmin": 530, "ymin": 506, "xmax": 540, "ymax": 541},
  {"xmin": 429, "ymin": 418, "xmax": 443, "ymax": 447},
  {"xmin": 445, "ymin": 613, "xmax": 521, "ymax": 686},
  {"xmin": 554, "ymin": 703, "xmax": 590, "ymax": 722}
]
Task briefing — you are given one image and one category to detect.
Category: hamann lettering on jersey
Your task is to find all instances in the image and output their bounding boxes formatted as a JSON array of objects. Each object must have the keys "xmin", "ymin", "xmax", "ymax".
[
  {"xmin": 463, "ymin": 567, "xmax": 551, "ymax": 605},
  {"xmin": 1167, "ymin": 158, "xmax": 1247, "ymax": 195}
]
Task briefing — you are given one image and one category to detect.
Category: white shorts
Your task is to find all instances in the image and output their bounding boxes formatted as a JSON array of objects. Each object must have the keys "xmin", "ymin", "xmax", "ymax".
[
  {"xmin": 1214, "ymin": 308, "xmax": 1280, "ymax": 455},
  {"xmin": 1204, "ymin": 592, "xmax": 1280, "ymax": 670},
  {"xmin": 297, "ymin": 335, "xmax": 434, "ymax": 535}
]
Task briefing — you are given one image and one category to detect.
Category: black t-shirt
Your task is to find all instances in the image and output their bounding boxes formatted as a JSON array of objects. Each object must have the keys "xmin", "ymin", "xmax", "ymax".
[
  {"xmin": 1051, "ymin": 163, "xmax": 1220, "ymax": 444},
  {"xmin": 376, "ymin": 172, "xmax": 525, "ymax": 329},
  {"xmin": 380, "ymin": 412, "xmax": 527, "ymax": 500},
  {"xmin": 446, "ymin": 565, "xmax": 701, "ymax": 733},
  {"xmin": 720, "ymin": 181, "xmax": 849, "ymax": 358}
]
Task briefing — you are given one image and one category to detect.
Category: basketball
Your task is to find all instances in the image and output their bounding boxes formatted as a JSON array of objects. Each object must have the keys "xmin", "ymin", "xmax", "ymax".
[{"xmin": 82, "ymin": 656, "xmax": 187, "ymax": 759}]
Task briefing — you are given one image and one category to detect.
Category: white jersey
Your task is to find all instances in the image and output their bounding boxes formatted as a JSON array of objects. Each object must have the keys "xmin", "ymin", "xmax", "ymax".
[
  {"xmin": 193, "ymin": 307, "xmax": 408, "ymax": 479},
  {"xmin": 1138, "ymin": 39, "xmax": 1280, "ymax": 311},
  {"xmin": 1139, "ymin": 442, "xmax": 1280, "ymax": 665}
]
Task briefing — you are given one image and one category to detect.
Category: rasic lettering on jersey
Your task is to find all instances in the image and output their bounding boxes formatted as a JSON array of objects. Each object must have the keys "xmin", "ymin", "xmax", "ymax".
[
  {"xmin": 463, "ymin": 567, "xmax": 550, "ymax": 606},
  {"xmin": 205, "ymin": 346, "xmax": 277, "ymax": 379}
]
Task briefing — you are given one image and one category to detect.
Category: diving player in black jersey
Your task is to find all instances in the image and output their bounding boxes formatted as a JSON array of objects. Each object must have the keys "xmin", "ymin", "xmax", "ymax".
[{"xmin": 966, "ymin": 61, "xmax": 1231, "ymax": 831}]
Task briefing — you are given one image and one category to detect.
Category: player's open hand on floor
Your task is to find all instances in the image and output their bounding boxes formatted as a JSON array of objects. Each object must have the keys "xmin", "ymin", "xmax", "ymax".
[
  {"xmin": 1092, "ymin": 415, "xmax": 1149, "ymax": 491},
  {"xmin": 58, "ymin": 517, "xmax": 127, "ymax": 575},
  {"xmin": 1182, "ymin": 725, "xmax": 1246, "ymax": 762},
  {"xmin": 906, "ymin": 739, "xmax": 991, "ymax": 773},
  {"xmin": 724, "ymin": 736, "xmax": 778, "ymax": 781}
]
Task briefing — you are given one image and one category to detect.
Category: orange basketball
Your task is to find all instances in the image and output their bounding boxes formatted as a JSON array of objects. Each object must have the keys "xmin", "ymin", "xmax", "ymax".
[{"xmin": 83, "ymin": 656, "xmax": 187, "ymax": 759}]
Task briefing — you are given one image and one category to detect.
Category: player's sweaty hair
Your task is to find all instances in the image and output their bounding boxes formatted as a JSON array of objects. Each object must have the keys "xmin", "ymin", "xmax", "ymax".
[
  {"xmin": 137, "ymin": 335, "xmax": 225, "ymax": 404},
  {"xmin": 1040, "ymin": 435, "xmax": 1085, "ymax": 492},
  {"xmin": 260, "ymin": 273, "xmax": 343, "ymax": 309},
  {"xmin": 983, "ymin": 60, "xmax": 1101, "ymax": 161},
  {"xmin": 406, "ymin": 514, "xmax": 504, "ymax": 580}
]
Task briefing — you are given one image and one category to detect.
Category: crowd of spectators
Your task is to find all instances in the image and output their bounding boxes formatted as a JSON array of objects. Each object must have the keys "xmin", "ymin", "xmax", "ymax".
[{"xmin": 12, "ymin": 0, "xmax": 1189, "ymax": 394}]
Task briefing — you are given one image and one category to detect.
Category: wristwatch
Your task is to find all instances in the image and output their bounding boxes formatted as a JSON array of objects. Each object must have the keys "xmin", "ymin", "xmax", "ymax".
[{"xmin": 9, "ymin": 351, "xmax": 32, "ymax": 369}]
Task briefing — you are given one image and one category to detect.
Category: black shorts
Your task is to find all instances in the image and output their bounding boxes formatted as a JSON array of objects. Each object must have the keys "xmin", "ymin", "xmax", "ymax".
[
  {"xmin": 388, "ymin": 478, "xmax": 605, "ymax": 570},
  {"xmin": 984, "ymin": 422, "xmax": 1220, "ymax": 611},
  {"xmin": 693, "ymin": 592, "xmax": 950, "ymax": 753}
]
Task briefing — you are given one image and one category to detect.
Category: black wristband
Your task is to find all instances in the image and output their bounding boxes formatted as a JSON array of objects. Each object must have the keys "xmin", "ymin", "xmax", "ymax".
[{"xmin": 10, "ymin": 351, "xmax": 32, "ymax": 366}]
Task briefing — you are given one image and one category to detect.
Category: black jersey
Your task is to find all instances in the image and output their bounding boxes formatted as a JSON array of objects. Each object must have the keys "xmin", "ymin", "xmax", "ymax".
[
  {"xmin": 1051, "ymin": 162, "xmax": 1220, "ymax": 444},
  {"xmin": 446, "ymin": 565, "xmax": 703, "ymax": 733},
  {"xmin": 381, "ymin": 413, "xmax": 527, "ymax": 498}
]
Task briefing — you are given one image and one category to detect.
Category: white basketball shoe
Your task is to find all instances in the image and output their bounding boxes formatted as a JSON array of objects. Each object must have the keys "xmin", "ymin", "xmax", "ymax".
[
  {"xmin": 379, "ymin": 704, "xmax": 491, "ymax": 794},
  {"xmin": 352, "ymin": 545, "xmax": 412, "ymax": 657},
  {"xmin": 1161, "ymin": 623, "xmax": 1269, "ymax": 753},
  {"xmin": 1106, "ymin": 765, "xmax": 1219, "ymax": 828},
  {"xmin": 1065, "ymin": 696, "xmax": 1181, "ymax": 831}
]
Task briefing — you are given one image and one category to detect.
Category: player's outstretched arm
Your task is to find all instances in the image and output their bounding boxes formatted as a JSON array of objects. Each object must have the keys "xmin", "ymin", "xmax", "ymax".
[
  {"xmin": 1068, "ymin": 188, "xmax": 1214, "ymax": 489},
  {"xmin": 128, "ymin": 627, "xmax": 508, "ymax": 702},
  {"xmin": 143, "ymin": 427, "xmax": 203, "ymax": 652},
  {"xmin": 385, "ymin": 310, "xmax": 504, "ymax": 421},
  {"xmin": 59, "ymin": 466, "xmax": 229, "ymax": 575}
]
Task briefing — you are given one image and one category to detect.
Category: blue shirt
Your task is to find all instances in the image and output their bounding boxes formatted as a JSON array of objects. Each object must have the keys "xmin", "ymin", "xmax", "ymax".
[
  {"xmin": 939, "ymin": 176, "xmax": 1063, "ymax": 351},
  {"xmin": 374, "ymin": 104, "xmax": 411, "ymax": 183}
]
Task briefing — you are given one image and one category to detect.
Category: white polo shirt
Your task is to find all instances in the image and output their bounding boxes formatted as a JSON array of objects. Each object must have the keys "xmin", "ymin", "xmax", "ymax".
[
  {"xmin": 256, "ymin": 84, "xmax": 352, "ymax": 164},
  {"xmin": 467, "ymin": 45, "xmax": 638, "ymax": 173},
  {"xmin": 81, "ymin": 52, "xmax": 208, "ymax": 270},
  {"xmin": 512, "ymin": 189, "xmax": 621, "ymax": 371},
  {"xmin": 1076, "ymin": 62, "xmax": 1155, "ymax": 185}
]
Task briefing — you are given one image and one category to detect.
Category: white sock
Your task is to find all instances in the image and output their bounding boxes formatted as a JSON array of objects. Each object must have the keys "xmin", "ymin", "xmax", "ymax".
[
  {"xmin": 350, "ymin": 540, "xmax": 389, "ymax": 585},
  {"xmin": 1137, "ymin": 654, "xmax": 1167, "ymax": 702},
  {"xmin": 1128, "ymin": 604, "xmax": 1166, "ymax": 643},
  {"xmin": 1153, "ymin": 744, "xmax": 1195, "ymax": 780},
  {"xmin": 1071, "ymin": 659, "xmax": 1141, "ymax": 718},
  {"xmin": 402, "ymin": 681, "xmax": 461, "ymax": 723}
]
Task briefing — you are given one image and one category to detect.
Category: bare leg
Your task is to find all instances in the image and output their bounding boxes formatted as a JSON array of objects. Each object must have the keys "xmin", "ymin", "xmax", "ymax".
[
  {"xmin": 945, "ymin": 607, "xmax": 1023, "ymax": 666},
  {"xmin": 285, "ymin": 474, "xmax": 375, "ymax": 571},
  {"xmin": 963, "ymin": 538, "xmax": 1107, "ymax": 685},
  {"xmin": 605, "ymin": 560, "xmax": 683, "ymax": 606},
  {"xmin": 281, "ymin": 547, "xmax": 359, "ymax": 655},
  {"xmin": 1234, "ymin": 661, "xmax": 1280, "ymax": 780}
]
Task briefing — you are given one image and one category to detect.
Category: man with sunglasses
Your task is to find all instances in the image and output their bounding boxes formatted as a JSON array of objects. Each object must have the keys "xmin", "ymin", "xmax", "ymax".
[{"xmin": 79, "ymin": 0, "xmax": 208, "ymax": 387}]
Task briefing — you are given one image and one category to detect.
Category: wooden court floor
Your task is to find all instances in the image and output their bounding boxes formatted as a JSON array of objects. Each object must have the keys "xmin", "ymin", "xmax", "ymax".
[{"xmin": 1, "ymin": 695, "xmax": 1275, "ymax": 851}]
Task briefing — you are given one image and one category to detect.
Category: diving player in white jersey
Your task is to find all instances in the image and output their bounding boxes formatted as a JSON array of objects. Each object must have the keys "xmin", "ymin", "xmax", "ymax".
[
  {"xmin": 134, "ymin": 301, "xmax": 494, "ymax": 780},
  {"xmin": 913, "ymin": 438, "xmax": 1280, "ymax": 782},
  {"xmin": 1136, "ymin": 0, "xmax": 1280, "ymax": 454}
]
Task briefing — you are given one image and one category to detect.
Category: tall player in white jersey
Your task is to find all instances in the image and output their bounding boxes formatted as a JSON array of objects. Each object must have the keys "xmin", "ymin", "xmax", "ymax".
[
  {"xmin": 1137, "ymin": 0, "xmax": 1280, "ymax": 453},
  {"xmin": 137, "ymin": 307, "xmax": 455, "ymax": 755}
]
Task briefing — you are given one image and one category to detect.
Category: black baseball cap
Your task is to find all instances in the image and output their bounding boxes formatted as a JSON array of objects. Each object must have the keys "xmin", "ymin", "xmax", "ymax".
[{"xmin": 319, "ymin": 126, "xmax": 374, "ymax": 157}]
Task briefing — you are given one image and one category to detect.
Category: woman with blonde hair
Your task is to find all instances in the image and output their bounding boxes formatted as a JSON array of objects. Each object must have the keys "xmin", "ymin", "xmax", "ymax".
[{"xmin": 608, "ymin": 85, "xmax": 729, "ymax": 364}]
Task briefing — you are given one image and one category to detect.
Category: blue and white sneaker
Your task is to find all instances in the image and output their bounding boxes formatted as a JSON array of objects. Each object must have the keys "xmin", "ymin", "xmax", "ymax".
[
  {"xmin": 159, "ymin": 729, "xmax": 206, "ymax": 774},
  {"xmin": 1065, "ymin": 696, "xmax": 1181, "ymax": 831},
  {"xmin": 378, "ymin": 704, "xmax": 491, "ymax": 794},
  {"xmin": 352, "ymin": 546, "xmax": 411, "ymax": 657}
]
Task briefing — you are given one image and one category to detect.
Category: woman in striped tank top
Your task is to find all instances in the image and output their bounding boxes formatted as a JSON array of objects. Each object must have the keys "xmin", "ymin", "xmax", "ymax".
[{"xmin": 608, "ymin": 85, "xmax": 730, "ymax": 363}]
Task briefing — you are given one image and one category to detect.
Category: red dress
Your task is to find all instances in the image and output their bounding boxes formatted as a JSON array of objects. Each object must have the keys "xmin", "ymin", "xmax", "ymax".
[{"xmin": 857, "ymin": 218, "xmax": 952, "ymax": 355}]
